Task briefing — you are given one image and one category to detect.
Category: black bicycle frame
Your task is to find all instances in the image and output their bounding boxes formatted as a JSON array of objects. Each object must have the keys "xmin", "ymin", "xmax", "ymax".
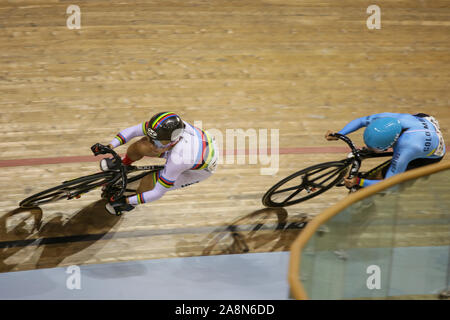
[
  {"xmin": 333, "ymin": 133, "xmax": 393, "ymax": 191},
  {"xmin": 91, "ymin": 144, "xmax": 128, "ymax": 201}
]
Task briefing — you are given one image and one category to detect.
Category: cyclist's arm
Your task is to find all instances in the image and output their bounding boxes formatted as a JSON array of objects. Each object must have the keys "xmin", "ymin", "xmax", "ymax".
[
  {"xmin": 338, "ymin": 113, "xmax": 402, "ymax": 135},
  {"xmin": 126, "ymin": 153, "xmax": 188, "ymax": 205},
  {"xmin": 358, "ymin": 148, "xmax": 416, "ymax": 187},
  {"xmin": 109, "ymin": 122, "xmax": 149, "ymax": 148},
  {"xmin": 337, "ymin": 117, "xmax": 367, "ymax": 135}
]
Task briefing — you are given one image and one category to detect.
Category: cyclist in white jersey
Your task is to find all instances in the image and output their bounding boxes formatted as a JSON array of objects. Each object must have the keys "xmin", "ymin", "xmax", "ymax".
[{"xmin": 97, "ymin": 112, "xmax": 218, "ymax": 215}]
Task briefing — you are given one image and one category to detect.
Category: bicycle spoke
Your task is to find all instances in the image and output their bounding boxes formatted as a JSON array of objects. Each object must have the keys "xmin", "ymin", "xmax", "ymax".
[
  {"xmin": 282, "ymin": 187, "xmax": 303, "ymax": 203},
  {"xmin": 318, "ymin": 168, "xmax": 347, "ymax": 185},
  {"xmin": 272, "ymin": 183, "xmax": 304, "ymax": 195},
  {"xmin": 75, "ymin": 179, "xmax": 109, "ymax": 195},
  {"xmin": 307, "ymin": 181, "xmax": 325, "ymax": 188},
  {"xmin": 308, "ymin": 166, "xmax": 342, "ymax": 184},
  {"xmin": 302, "ymin": 166, "xmax": 333, "ymax": 179},
  {"xmin": 272, "ymin": 167, "xmax": 343, "ymax": 197}
]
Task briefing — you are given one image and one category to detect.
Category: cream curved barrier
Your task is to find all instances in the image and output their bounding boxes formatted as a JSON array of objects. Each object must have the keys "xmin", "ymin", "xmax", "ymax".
[{"xmin": 289, "ymin": 161, "xmax": 450, "ymax": 300}]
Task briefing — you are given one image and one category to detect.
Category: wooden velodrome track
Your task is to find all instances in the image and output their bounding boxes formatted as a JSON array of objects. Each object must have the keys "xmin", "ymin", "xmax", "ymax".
[{"xmin": 0, "ymin": 0, "xmax": 449, "ymax": 274}]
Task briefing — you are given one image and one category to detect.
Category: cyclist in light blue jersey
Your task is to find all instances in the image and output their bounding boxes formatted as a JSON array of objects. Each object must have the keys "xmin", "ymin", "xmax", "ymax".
[{"xmin": 325, "ymin": 112, "xmax": 446, "ymax": 188}]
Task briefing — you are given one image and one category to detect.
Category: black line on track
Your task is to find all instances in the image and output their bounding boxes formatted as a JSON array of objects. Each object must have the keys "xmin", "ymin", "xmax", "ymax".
[{"xmin": 0, "ymin": 222, "xmax": 306, "ymax": 249}]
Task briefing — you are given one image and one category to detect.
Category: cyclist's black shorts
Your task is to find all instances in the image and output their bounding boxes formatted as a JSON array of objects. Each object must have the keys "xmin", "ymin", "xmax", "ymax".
[{"xmin": 380, "ymin": 156, "xmax": 444, "ymax": 178}]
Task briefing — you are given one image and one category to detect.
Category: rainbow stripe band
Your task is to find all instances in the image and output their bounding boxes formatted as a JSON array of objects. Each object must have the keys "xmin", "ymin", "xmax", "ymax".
[
  {"xmin": 137, "ymin": 193, "xmax": 145, "ymax": 204},
  {"xmin": 191, "ymin": 128, "xmax": 206, "ymax": 169},
  {"xmin": 359, "ymin": 178, "xmax": 365, "ymax": 187},
  {"xmin": 152, "ymin": 171, "xmax": 158, "ymax": 186},
  {"xmin": 114, "ymin": 133, "xmax": 127, "ymax": 145},
  {"xmin": 158, "ymin": 173, "xmax": 175, "ymax": 188},
  {"xmin": 191, "ymin": 127, "xmax": 214, "ymax": 170},
  {"xmin": 152, "ymin": 170, "xmax": 174, "ymax": 189},
  {"xmin": 151, "ymin": 112, "xmax": 177, "ymax": 129},
  {"xmin": 142, "ymin": 121, "xmax": 150, "ymax": 135}
]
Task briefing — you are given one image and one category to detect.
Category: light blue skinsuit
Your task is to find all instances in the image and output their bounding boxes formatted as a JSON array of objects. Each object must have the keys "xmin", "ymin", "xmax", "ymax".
[{"xmin": 337, "ymin": 113, "xmax": 446, "ymax": 187}]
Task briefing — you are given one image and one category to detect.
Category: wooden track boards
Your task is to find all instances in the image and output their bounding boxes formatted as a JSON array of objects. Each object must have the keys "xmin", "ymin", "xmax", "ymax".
[{"xmin": 0, "ymin": 0, "xmax": 449, "ymax": 272}]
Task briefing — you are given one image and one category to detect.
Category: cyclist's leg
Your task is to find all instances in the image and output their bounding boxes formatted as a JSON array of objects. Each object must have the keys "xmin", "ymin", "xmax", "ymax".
[
  {"xmin": 361, "ymin": 157, "xmax": 443, "ymax": 182},
  {"xmin": 171, "ymin": 169, "xmax": 213, "ymax": 190},
  {"xmin": 136, "ymin": 170, "xmax": 157, "ymax": 194},
  {"xmin": 361, "ymin": 159, "xmax": 392, "ymax": 180},
  {"xmin": 136, "ymin": 168, "xmax": 214, "ymax": 194},
  {"xmin": 405, "ymin": 157, "xmax": 443, "ymax": 171}
]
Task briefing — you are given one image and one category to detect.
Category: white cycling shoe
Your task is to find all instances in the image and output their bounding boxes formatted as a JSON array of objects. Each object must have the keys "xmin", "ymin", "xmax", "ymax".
[
  {"xmin": 105, "ymin": 200, "xmax": 135, "ymax": 216},
  {"xmin": 105, "ymin": 202, "xmax": 119, "ymax": 215}
]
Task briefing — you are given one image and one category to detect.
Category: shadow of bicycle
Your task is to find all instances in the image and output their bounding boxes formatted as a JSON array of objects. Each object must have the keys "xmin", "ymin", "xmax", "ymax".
[
  {"xmin": 0, "ymin": 199, "xmax": 121, "ymax": 273},
  {"xmin": 176, "ymin": 207, "xmax": 310, "ymax": 257}
]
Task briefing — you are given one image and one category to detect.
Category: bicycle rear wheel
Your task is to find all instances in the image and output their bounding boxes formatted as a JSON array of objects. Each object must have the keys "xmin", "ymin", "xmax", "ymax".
[
  {"xmin": 19, "ymin": 171, "xmax": 114, "ymax": 208},
  {"xmin": 262, "ymin": 161, "xmax": 349, "ymax": 208}
]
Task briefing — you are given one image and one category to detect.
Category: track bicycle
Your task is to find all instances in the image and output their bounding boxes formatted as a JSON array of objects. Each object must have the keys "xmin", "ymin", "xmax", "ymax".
[
  {"xmin": 262, "ymin": 133, "xmax": 393, "ymax": 207},
  {"xmin": 19, "ymin": 144, "xmax": 164, "ymax": 209}
]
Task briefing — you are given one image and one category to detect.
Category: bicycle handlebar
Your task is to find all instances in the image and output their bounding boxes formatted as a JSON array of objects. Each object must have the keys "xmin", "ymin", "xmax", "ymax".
[
  {"xmin": 330, "ymin": 133, "xmax": 359, "ymax": 156},
  {"xmin": 91, "ymin": 143, "xmax": 127, "ymax": 202},
  {"xmin": 329, "ymin": 133, "xmax": 362, "ymax": 187},
  {"xmin": 91, "ymin": 143, "xmax": 117, "ymax": 158}
]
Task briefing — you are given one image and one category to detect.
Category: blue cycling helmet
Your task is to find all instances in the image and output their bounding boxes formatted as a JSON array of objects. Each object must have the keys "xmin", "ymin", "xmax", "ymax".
[{"xmin": 363, "ymin": 117, "xmax": 402, "ymax": 150}]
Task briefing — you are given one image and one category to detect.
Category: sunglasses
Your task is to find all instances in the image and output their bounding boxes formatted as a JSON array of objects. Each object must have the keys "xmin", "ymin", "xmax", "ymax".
[{"xmin": 147, "ymin": 128, "xmax": 184, "ymax": 148}]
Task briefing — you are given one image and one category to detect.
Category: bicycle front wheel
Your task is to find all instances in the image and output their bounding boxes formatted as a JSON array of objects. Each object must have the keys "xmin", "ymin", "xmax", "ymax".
[
  {"xmin": 19, "ymin": 171, "xmax": 114, "ymax": 208},
  {"xmin": 262, "ymin": 161, "xmax": 349, "ymax": 208}
]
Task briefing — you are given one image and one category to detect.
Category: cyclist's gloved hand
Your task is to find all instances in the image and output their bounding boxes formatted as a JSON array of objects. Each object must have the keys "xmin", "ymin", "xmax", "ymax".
[
  {"xmin": 359, "ymin": 146, "xmax": 371, "ymax": 154},
  {"xmin": 91, "ymin": 143, "xmax": 110, "ymax": 156},
  {"xmin": 105, "ymin": 196, "xmax": 135, "ymax": 216},
  {"xmin": 325, "ymin": 130, "xmax": 339, "ymax": 141},
  {"xmin": 344, "ymin": 176, "xmax": 360, "ymax": 188}
]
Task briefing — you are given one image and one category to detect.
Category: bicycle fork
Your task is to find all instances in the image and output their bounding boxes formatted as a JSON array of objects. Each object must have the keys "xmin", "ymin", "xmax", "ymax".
[{"xmin": 348, "ymin": 155, "xmax": 362, "ymax": 193}]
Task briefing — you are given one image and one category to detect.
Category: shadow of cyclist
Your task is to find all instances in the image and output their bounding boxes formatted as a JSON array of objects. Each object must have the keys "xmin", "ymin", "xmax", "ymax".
[
  {"xmin": 176, "ymin": 207, "xmax": 310, "ymax": 257},
  {"xmin": 0, "ymin": 207, "xmax": 43, "ymax": 272},
  {"xmin": 0, "ymin": 199, "xmax": 121, "ymax": 273}
]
